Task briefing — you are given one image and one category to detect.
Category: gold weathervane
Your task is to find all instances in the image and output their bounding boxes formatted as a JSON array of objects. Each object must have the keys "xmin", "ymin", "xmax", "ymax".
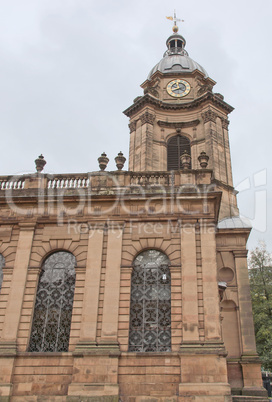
[{"xmin": 166, "ymin": 10, "xmax": 184, "ymax": 33}]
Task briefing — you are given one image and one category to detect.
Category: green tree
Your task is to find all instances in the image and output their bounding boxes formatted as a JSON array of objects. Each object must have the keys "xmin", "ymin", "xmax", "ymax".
[{"xmin": 249, "ymin": 242, "xmax": 272, "ymax": 370}]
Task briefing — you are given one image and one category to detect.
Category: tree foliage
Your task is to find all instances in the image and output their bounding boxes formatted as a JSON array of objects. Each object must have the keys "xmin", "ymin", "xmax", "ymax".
[{"xmin": 249, "ymin": 242, "xmax": 272, "ymax": 370}]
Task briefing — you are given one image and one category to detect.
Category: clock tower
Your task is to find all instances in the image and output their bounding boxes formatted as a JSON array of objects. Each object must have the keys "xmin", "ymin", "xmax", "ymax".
[{"xmin": 124, "ymin": 27, "xmax": 238, "ymax": 221}]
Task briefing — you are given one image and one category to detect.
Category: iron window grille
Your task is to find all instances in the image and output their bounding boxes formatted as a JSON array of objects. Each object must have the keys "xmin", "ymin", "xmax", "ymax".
[
  {"xmin": 28, "ymin": 251, "xmax": 76, "ymax": 352},
  {"xmin": 129, "ymin": 250, "xmax": 171, "ymax": 352}
]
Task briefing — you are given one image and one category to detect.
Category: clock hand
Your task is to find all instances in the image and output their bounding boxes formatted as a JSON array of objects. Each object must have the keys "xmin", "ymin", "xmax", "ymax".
[{"xmin": 172, "ymin": 85, "xmax": 180, "ymax": 92}]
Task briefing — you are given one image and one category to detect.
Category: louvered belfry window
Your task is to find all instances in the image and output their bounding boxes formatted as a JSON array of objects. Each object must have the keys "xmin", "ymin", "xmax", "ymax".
[
  {"xmin": 0, "ymin": 254, "xmax": 5, "ymax": 292},
  {"xmin": 29, "ymin": 251, "xmax": 76, "ymax": 352},
  {"xmin": 167, "ymin": 135, "xmax": 191, "ymax": 170},
  {"xmin": 129, "ymin": 250, "xmax": 171, "ymax": 352}
]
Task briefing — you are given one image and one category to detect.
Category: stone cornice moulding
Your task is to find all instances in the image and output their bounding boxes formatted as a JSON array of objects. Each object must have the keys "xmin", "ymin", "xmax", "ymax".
[
  {"xmin": 123, "ymin": 91, "xmax": 234, "ymax": 118},
  {"xmin": 233, "ymin": 250, "xmax": 248, "ymax": 258}
]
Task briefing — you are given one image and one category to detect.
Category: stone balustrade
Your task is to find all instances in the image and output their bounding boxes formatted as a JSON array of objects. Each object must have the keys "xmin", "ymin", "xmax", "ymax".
[
  {"xmin": 0, "ymin": 176, "xmax": 25, "ymax": 190},
  {"xmin": 0, "ymin": 170, "xmax": 213, "ymax": 193}
]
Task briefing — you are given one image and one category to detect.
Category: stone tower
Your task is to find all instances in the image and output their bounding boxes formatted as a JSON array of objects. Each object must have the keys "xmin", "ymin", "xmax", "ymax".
[
  {"xmin": 124, "ymin": 29, "xmax": 238, "ymax": 221},
  {"xmin": 0, "ymin": 18, "xmax": 267, "ymax": 402}
]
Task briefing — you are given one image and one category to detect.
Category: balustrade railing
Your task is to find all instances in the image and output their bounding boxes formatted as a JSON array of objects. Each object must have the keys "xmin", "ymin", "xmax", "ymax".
[
  {"xmin": 0, "ymin": 170, "xmax": 211, "ymax": 192},
  {"xmin": 0, "ymin": 176, "xmax": 25, "ymax": 190},
  {"xmin": 47, "ymin": 175, "xmax": 89, "ymax": 189},
  {"xmin": 130, "ymin": 172, "xmax": 170, "ymax": 186}
]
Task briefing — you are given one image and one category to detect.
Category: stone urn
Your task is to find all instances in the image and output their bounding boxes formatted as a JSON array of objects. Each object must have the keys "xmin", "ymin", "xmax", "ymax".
[
  {"xmin": 35, "ymin": 154, "xmax": 46, "ymax": 173},
  {"xmin": 98, "ymin": 152, "xmax": 109, "ymax": 171},
  {"xmin": 180, "ymin": 151, "xmax": 191, "ymax": 170},
  {"xmin": 198, "ymin": 151, "xmax": 209, "ymax": 168},
  {"xmin": 115, "ymin": 151, "xmax": 126, "ymax": 170}
]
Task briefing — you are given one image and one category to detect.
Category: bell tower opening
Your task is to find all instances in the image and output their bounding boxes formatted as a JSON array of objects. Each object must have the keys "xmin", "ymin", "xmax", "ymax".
[{"xmin": 167, "ymin": 134, "xmax": 191, "ymax": 170}]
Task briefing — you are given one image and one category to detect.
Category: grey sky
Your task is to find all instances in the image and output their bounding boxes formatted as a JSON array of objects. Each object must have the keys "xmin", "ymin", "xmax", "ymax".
[{"xmin": 0, "ymin": 0, "xmax": 271, "ymax": 250}]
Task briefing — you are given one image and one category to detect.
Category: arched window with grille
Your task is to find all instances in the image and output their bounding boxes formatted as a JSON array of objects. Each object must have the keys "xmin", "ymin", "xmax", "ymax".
[
  {"xmin": 0, "ymin": 254, "xmax": 5, "ymax": 292},
  {"xmin": 167, "ymin": 134, "xmax": 191, "ymax": 170},
  {"xmin": 29, "ymin": 251, "xmax": 76, "ymax": 352},
  {"xmin": 129, "ymin": 250, "xmax": 171, "ymax": 352}
]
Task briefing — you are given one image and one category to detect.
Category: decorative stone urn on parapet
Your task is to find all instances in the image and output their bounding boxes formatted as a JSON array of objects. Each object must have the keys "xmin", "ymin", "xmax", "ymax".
[
  {"xmin": 180, "ymin": 151, "xmax": 191, "ymax": 170},
  {"xmin": 115, "ymin": 151, "xmax": 126, "ymax": 171},
  {"xmin": 35, "ymin": 154, "xmax": 46, "ymax": 173},
  {"xmin": 198, "ymin": 151, "xmax": 209, "ymax": 169},
  {"xmin": 98, "ymin": 152, "xmax": 109, "ymax": 171}
]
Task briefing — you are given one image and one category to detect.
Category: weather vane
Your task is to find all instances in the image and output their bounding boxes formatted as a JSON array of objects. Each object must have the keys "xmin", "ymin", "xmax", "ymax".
[{"xmin": 166, "ymin": 10, "xmax": 184, "ymax": 33}]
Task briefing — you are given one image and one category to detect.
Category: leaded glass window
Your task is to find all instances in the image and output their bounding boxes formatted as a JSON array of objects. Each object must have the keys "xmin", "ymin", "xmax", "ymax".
[
  {"xmin": 0, "ymin": 254, "xmax": 5, "ymax": 292},
  {"xmin": 29, "ymin": 251, "xmax": 76, "ymax": 352},
  {"xmin": 129, "ymin": 250, "xmax": 171, "ymax": 352}
]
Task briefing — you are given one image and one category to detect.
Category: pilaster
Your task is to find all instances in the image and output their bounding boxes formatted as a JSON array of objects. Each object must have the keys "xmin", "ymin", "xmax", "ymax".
[
  {"xmin": 181, "ymin": 224, "xmax": 199, "ymax": 342},
  {"xmin": 233, "ymin": 250, "xmax": 266, "ymax": 396},
  {"xmin": 99, "ymin": 223, "xmax": 123, "ymax": 348},
  {"xmin": 75, "ymin": 224, "xmax": 104, "ymax": 351},
  {"xmin": 0, "ymin": 222, "xmax": 35, "ymax": 398},
  {"xmin": 201, "ymin": 225, "xmax": 222, "ymax": 340},
  {"xmin": 233, "ymin": 250, "xmax": 257, "ymax": 355}
]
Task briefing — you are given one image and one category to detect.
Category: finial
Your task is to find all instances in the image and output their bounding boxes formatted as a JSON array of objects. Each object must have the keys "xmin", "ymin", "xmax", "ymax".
[
  {"xmin": 180, "ymin": 150, "xmax": 191, "ymax": 170},
  {"xmin": 115, "ymin": 151, "xmax": 126, "ymax": 171},
  {"xmin": 198, "ymin": 151, "xmax": 209, "ymax": 169},
  {"xmin": 166, "ymin": 10, "xmax": 184, "ymax": 33},
  {"xmin": 35, "ymin": 154, "xmax": 46, "ymax": 173},
  {"xmin": 98, "ymin": 152, "xmax": 109, "ymax": 171}
]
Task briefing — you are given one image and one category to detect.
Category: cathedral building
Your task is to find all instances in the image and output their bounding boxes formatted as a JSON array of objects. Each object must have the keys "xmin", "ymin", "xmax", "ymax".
[{"xmin": 0, "ymin": 18, "xmax": 267, "ymax": 401}]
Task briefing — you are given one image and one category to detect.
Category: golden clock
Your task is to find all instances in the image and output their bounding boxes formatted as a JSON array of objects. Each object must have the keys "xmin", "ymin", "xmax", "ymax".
[{"xmin": 166, "ymin": 79, "xmax": 190, "ymax": 98}]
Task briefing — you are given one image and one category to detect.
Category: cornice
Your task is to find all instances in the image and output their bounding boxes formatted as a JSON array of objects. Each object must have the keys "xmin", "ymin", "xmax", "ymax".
[{"xmin": 123, "ymin": 91, "xmax": 234, "ymax": 118}]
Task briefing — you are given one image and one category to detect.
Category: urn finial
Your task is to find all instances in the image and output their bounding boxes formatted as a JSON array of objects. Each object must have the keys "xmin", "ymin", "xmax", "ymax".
[
  {"xmin": 198, "ymin": 151, "xmax": 209, "ymax": 169},
  {"xmin": 180, "ymin": 150, "xmax": 191, "ymax": 170},
  {"xmin": 98, "ymin": 152, "xmax": 109, "ymax": 171},
  {"xmin": 115, "ymin": 151, "xmax": 126, "ymax": 171},
  {"xmin": 35, "ymin": 154, "xmax": 46, "ymax": 173}
]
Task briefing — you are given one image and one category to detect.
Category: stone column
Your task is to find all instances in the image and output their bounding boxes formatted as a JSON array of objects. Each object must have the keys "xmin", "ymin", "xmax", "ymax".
[
  {"xmin": 234, "ymin": 250, "xmax": 257, "ymax": 355},
  {"xmin": 0, "ymin": 222, "xmax": 35, "ymax": 399},
  {"xmin": 75, "ymin": 224, "xmax": 104, "ymax": 350},
  {"xmin": 69, "ymin": 224, "xmax": 122, "ymax": 400},
  {"xmin": 201, "ymin": 227, "xmax": 222, "ymax": 341},
  {"xmin": 234, "ymin": 250, "xmax": 265, "ymax": 395},
  {"xmin": 99, "ymin": 223, "xmax": 123, "ymax": 348},
  {"xmin": 0, "ymin": 222, "xmax": 35, "ymax": 347},
  {"xmin": 128, "ymin": 120, "xmax": 136, "ymax": 171},
  {"xmin": 181, "ymin": 224, "xmax": 199, "ymax": 342},
  {"xmin": 139, "ymin": 111, "xmax": 155, "ymax": 171}
]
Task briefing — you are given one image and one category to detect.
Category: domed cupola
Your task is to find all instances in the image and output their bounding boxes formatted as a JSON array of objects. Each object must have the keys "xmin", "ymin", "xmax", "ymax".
[{"xmin": 147, "ymin": 26, "xmax": 208, "ymax": 80}]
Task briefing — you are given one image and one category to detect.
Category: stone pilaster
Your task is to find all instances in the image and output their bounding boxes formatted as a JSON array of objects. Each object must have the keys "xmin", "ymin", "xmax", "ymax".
[
  {"xmin": 201, "ymin": 226, "xmax": 222, "ymax": 341},
  {"xmin": 75, "ymin": 224, "xmax": 104, "ymax": 351},
  {"xmin": 181, "ymin": 224, "xmax": 199, "ymax": 342},
  {"xmin": 99, "ymin": 223, "xmax": 123, "ymax": 348},
  {"xmin": 0, "ymin": 222, "xmax": 35, "ymax": 398},
  {"xmin": 233, "ymin": 250, "xmax": 257, "ymax": 355},
  {"xmin": 234, "ymin": 250, "xmax": 266, "ymax": 396}
]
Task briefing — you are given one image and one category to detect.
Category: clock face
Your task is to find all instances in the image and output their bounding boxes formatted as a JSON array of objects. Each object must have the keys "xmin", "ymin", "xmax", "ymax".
[{"xmin": 167, "ymin": 79, "xmax": 191, "ymax": 98}]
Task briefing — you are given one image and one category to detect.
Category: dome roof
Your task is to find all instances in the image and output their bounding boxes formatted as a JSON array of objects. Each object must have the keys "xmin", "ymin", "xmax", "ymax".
[{"xmin": 147, "ymin": 33, "xmax": 208, "ymax": 80}]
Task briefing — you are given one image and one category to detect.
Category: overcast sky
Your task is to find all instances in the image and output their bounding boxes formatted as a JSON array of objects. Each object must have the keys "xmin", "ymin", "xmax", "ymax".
[{"xmin": 0, "ymin": 0, "xmax": 271, "ymax": 250}]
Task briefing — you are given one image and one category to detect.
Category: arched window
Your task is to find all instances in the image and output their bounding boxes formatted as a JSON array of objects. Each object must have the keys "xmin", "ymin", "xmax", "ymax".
[
  {"xmin": 129, "ymin": 250, "xmax": 171, "ymax": 352},
  {"xmin": 29, "ymin": 251, "xmax": 76, "ymax": 352},
  {"xmin": 167, "ymin": 134, "xmax": 191, "ymax": 170},
  {"xmin": 0, "ymin": 254, "xmax": 5, "ymax": 292}
]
